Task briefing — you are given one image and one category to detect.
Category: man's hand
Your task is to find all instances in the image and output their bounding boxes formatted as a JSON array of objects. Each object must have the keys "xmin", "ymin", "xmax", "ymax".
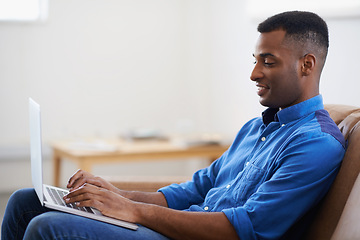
[
  {"xmin": 67, "ymin": 169, "xmax": 119, "ymax": 194},
  {"xmin": 64, "ymin": 182, "xmax": 139, "ymax": 223}
]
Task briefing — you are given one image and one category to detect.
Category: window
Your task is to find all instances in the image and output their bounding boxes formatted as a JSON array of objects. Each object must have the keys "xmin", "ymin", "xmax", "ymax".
[
  {"xmin": 0, "ymin": 0, "xmax": 48, "ymax": 22},
  {"xmin": 246, "ymin": 0, "xmax": 360, "ymax": 20}
]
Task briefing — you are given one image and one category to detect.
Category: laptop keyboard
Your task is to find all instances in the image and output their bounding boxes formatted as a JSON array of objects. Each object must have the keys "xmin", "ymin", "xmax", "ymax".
[{"xmin": 46, "ymin": 186, "xmax": 95, "ymax": 214}]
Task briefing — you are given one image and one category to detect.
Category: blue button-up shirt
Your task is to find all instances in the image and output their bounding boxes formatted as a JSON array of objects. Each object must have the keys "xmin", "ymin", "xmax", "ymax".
[{"xmin": 159, "ymin": 95, "xmax": 346, "ymax": 240}]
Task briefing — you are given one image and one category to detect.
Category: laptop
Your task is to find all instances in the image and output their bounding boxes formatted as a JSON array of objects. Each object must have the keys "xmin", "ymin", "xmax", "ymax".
[{"xmin": 29, "ymin": 97, "xmax": 138, "ymax": 230}]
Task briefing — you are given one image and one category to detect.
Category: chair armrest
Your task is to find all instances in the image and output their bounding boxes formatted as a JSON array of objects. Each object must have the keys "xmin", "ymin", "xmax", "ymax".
[{"xmin": 331, "ymin": 173, "xmax": 360, "ymax": 240}]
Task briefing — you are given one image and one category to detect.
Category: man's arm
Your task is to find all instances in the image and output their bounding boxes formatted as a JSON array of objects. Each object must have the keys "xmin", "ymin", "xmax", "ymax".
[
  {"xmin": 118, "ymin": 189, "xmax": 168, "ymax": 207},
  {"xmin": 134, "ymin": 201, "xmax": 239, "ymax": 240},
  {"xmin": 64, "ymin": 183, "xmax": 239, "ymax": 240}
]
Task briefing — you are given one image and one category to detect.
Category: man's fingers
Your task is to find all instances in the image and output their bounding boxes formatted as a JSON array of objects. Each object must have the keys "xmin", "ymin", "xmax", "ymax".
[
  {"xmin": 67, "ymin": 169, "xmax": 96, "ymax": 190},
  {"xmin": 65, "ymin": 183, "xmax": 100, "ymax": 201},
  {"xmin": 74, "ymin": 199, "xmax": 104, "ymax": 210},
  {"xmin": 64, "ymin": 183, "xmax": 106, "ymax": 210},
  {"xmin": 67, "ymin": 170, "xmax": 104, "ymax": 191},
  {"xmin": 67, "ymin": 169, "xmax": 84, "ymax": 188}
]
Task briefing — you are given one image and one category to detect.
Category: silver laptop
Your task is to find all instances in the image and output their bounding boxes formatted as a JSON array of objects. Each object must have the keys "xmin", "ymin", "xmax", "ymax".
[{"xmin": 29, "ymin": 97, "xmax": 138, "ymax": 230}]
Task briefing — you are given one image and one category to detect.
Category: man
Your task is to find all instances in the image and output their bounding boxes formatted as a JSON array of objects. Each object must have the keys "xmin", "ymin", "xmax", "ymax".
[{"xmin": 2, "ymin": 11, "xmax": 345, "ymax": 240}]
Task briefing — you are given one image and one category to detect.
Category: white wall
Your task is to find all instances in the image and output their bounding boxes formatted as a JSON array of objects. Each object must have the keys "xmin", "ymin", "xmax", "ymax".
[{"xmin": 0, "ymin": 0, "xmax": 359, "ymax": 191}]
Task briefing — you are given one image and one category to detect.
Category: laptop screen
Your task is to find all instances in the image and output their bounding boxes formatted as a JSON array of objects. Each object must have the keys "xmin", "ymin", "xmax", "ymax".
[{"xmin": 29, "ymin": 97, "xmax": 44, "ymax": 204}]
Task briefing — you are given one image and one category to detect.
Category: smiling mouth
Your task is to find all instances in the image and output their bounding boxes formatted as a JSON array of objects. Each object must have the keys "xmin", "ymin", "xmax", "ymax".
[{"xmin": 256, "ymin": 83, "xmax": 269, "ymax": 96}]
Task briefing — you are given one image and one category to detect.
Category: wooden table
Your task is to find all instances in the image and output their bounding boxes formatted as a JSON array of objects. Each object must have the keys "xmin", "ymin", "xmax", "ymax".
[{"xmin": 51, "ymin": 139, "xmax": 229, "ymax": 186}]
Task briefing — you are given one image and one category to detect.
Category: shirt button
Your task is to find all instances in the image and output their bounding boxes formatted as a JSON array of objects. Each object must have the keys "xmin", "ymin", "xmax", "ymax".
[
  {"xmin": 245, "ymin": 162, "xmax": 249, "ymax": 166},
  {"xmin": 281, "ymin": 124, "xmax": 285, "ymax": 127},
  {"xmin": 261, "ymin": 137, "xmax": 266, "ymax": 142},
  {"xmin": 204, "ymin": 206, "xmax": 209, "ymax": 211},
  {"xmin": 226, "ymin": 184, "xmax": 231, "ymax": 189}
]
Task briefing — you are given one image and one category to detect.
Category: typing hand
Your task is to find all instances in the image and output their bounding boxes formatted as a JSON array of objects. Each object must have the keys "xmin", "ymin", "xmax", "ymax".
[
  {"xmin": 64, "ymin": 182, "xmax": 138, "ymax": 223},
  {"xmin": 67, "ymin": 169, "xmax": 118, "ymax": 193}
]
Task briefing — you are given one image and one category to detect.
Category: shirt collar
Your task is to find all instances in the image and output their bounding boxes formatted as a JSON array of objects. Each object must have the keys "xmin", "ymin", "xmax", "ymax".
[{"xmin": 262, "ymin": 95, "xmax": 324, "ymax": 126}]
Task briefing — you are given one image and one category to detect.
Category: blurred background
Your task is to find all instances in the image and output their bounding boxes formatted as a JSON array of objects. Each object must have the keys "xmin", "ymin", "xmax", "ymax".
[{"xmin": 0, "ymin": 0, "xmax": 359, "ymax": 224}]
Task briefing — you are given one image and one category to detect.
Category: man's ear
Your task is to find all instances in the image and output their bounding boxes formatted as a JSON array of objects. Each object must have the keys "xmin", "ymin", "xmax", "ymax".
[{"xmin": 301, "ymin": 54, "xmax": 316, "ymax": 76}]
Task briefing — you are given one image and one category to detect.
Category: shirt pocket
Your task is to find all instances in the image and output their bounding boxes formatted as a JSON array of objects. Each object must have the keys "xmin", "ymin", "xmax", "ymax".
[{"xmin": 233, "ymin": 162, "xmax": 265, "ymax": 204}]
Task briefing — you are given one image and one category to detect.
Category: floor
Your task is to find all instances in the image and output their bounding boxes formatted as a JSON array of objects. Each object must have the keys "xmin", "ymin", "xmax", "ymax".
[{"xmin": 0, "ymin": 192, "xmax": 11, "ymax": 238}]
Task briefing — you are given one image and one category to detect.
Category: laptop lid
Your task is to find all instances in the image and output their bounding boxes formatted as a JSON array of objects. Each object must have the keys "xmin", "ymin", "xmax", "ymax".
[{"xmin": 29, "ymin": 97, "xmax": 44, "ymax": 204}]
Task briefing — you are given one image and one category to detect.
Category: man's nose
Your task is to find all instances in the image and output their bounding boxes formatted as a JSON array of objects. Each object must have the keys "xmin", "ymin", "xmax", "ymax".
[{"xmin": 250, "ymin": 63, "xmax": 263, "ymax": 82}]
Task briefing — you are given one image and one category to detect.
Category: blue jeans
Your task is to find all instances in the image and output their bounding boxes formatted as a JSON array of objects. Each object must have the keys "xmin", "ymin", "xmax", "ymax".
[{"xmin": 1, "ymin": 188, "xmax": 170, "ymax": 240}]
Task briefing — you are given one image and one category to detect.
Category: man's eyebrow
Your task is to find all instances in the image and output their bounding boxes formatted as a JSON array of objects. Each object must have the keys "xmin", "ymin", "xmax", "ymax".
[{"xmin": 252, "ymin": 53, "xmax": 276, "ymax": 58}]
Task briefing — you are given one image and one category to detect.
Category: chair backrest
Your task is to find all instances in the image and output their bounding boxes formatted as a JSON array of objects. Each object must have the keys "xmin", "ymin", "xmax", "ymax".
[{"xmin": 303, "ymin": 104, "xmax": 360, "ymax": 239}]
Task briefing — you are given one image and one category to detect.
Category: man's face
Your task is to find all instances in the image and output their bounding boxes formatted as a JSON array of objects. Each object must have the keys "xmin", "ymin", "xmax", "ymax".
[{"xmin": 251, "ymin": 30, "xmax": 305, "ymax": 109}]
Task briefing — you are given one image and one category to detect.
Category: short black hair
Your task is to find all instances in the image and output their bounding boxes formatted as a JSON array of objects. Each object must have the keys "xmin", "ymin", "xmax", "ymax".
[{"xmin": 258, "ymin": 11, "xmax": 329, "ymax": 59}]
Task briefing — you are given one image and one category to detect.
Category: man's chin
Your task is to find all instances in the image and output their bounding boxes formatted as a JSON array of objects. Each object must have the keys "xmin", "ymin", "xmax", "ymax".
[
  {"xmin": 259, "ymin": 98, "xmax": 279, "ymax": 109},
  {"xmin": 259, "ymin": 98, "xmax": 270, "ymax": 107}
]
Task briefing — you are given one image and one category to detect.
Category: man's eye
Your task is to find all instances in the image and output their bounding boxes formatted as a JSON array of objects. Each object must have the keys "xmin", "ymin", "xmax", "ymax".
[
  {"xmin": 264, "ymin": 61, "xmax": 275, "ymax": 66},
  {"xmin": 253, "ymin": 58, "xmax": 274, "ymax": 66}
]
